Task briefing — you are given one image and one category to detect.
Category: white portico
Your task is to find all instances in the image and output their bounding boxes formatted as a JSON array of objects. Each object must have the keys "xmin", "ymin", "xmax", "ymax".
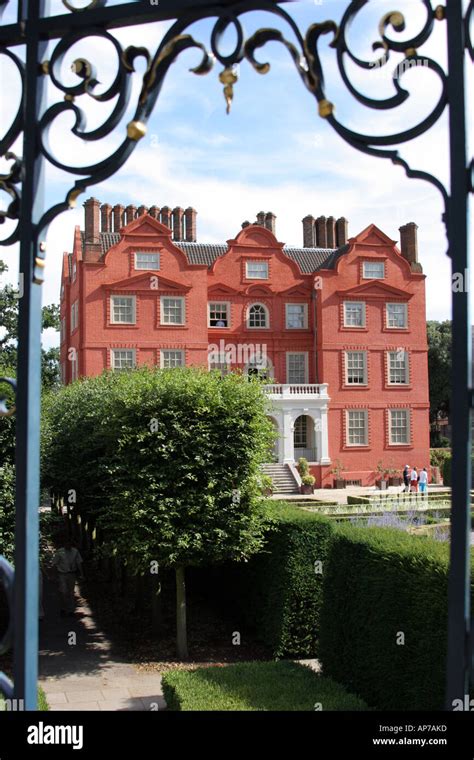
[{"xmin": 263, "ymin": 384, "xmax": 331, "ymax": 465}]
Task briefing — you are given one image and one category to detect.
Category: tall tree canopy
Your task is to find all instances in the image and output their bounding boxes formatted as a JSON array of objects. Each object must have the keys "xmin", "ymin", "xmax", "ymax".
[
  {"xmin": 426, "ymin": 320, "xmax": 452, "ymax": 424},
  {"xmin": 42, "ymin": 366, "xmax": 275, "ymax": 657},
  {"xmin": 0, "ymin": 258, "xmax": 60, "ymax": 388}
]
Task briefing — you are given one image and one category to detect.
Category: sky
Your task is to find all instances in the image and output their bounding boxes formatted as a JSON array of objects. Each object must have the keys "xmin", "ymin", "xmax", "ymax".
[{"xmin": 1, "ymin": 0, "xmax": 472, "ymax": 350}]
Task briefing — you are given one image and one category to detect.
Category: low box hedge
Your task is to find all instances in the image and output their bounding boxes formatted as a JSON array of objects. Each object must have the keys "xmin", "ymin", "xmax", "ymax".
[
  {"xmin": 162, "ymin": 661, "xmax": 367, "ymax": 711},
  {"xmin": 319, "ymin": 523, "xmax": 474, "ymax": 710}
]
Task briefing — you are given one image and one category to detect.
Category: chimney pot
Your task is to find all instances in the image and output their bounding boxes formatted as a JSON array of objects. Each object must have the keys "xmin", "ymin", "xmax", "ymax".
[
  {"xmin": 302, "ymin": 215, "xmax": 316, "ymax": 248},
  {"xmin": 84, "ymin": 197, "xmax": 101, "ymax": 243},
  {"xmin": 264, "ymin": 212, "xmax": 276, "ymax": 235},
  {"xmin": 326, "ymin": 216, "xmax": 336, "ymax": 248},
  {"xmin": 113, "ymin": 204, "xmax": 125, "ymax": 232},
  {"xmin": 148, "ymin": 205, "xmax": 160, "ymax": 220},
  {"xmin": 316, "ymin": 216, "xmax": 327, "ymax": 248},
  {"xmin": 125, "ymin": 204, "xmax": 137, "ymax": 225},
  {"xmin": 137, "ymin": 205, "xmax": 148, "ymax": 216},
  {"xmin": 256, "ymin": 211, "xmax": 265, "ymax": 227},
  {"xmin": 100, "ymin": 203, "xmax": 112, "ymax": 234},
  {"xmin": 172, "ymin": 207, "xmax": 185, "ymax": 241},
  {"xmin": 161, "ymin": 206, "xmax": 171, "ymax": 229},
  {"xmin": 399, "ymin": 222, "xmax": 419, "ymax": 265},
  {"xmin": 184, "ymin": 207, "xmax": 197, "ymax": 241},
  {"xmin": 336, "ymin": 217, "xmax": 349, "ymax": 247}
]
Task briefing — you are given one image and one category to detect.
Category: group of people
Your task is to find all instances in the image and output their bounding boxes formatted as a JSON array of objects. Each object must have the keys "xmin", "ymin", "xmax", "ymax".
[{"xmin": 402, "ymin": 465, "xmax": 428, "ymax": 494}]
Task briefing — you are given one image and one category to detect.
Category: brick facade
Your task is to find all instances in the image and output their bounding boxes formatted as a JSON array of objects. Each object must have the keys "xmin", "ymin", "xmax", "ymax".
[{"xmin": 60, "ymin": 199, "xmax": 430, "ymax": 487}]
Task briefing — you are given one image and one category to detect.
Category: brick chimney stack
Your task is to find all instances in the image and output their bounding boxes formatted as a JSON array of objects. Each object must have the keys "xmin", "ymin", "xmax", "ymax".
[
  {"xmin": 148, "ymin": 205, "xmax": 160, "ymax": 220},
  {"xmin": 125, "ymin": 204, "xmax": 137, "ymax": 225},
  {"xmin": 113, "ymin": 204, "xmax": 125, "ymax": 232},
  {"xmin": 137, "ymin": 205, "xmax": 148, "ymax": 217},
  {"xmin": 100, "ymin": 203, "xmax": 112, "ymax": 233},
  {"xmin": 161, "ymin": 206, "xmax": 171, "ymax": 229},
  {"xmin": 184, "ymin": 207, "xmax": 197, "ymax": 242},
  {"xmin": 399, "ymin": 222, "xmax": 418, "ymax": 264},
  {"xmin": 84, "ymin": 197, "xmax": 101, "ymax": 243},
  {"xmin": 316, "ymin": 216, "xmax": 327, "ymax": 248},
  {"xmin": 256, "ymin": 211, "xmax": 266, "ymax": 227},
  {"xmin": 172, "ymin": 207, "xmax": 184, "ymax": 241},
  {"xmin": 302, "ymin": 215, "xmax": 315, "ymax": 248},
  {"xmin": 326, "ymin": 216, "xmax": 336, "ymax": 248},
  {"xmin": 264, "ymin": 212, "xmax": 276, "ymax": 235},
  {"xmin": 336, "ymin": 217, "xmax": 348, "ymax": 246}
]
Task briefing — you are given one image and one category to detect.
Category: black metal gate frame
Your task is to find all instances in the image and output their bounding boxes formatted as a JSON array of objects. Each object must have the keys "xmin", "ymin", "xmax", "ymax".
[{"xmin": 0, "ymin": 0, "xmax": 471, "ymax": 710}]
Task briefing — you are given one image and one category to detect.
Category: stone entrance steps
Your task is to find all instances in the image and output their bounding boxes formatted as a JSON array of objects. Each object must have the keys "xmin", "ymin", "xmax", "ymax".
[{"xmin": 261, "ymin": 463, "xmax": 300, "ymax": 494}]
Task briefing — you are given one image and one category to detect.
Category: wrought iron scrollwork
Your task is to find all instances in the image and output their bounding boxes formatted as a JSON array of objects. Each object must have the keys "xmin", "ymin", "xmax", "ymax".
[
  {"xmin": 0, "ymin": 0, "xmax": 457, "ymax": 255},
  {"xmin": 0, "ymin": 45, "xmax": 24, "ymax": 246},
  {"xmin": 0, "ymin": 377, "xmax": 16, "ymax": 417},
  {"xmin": 0, "ymin": 557, "xmax": 14, "ymax": 700}
]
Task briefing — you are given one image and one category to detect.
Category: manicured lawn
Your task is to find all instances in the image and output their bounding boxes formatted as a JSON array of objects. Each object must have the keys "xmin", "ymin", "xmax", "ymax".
[{"xmin": 162, "ymin": 660, "xmax": 367, "ymax": 711}]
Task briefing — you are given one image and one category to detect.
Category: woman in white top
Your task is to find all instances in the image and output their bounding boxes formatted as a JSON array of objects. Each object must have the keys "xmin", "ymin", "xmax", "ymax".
[{"xmin": 410, "ymin": 467, "xmax": 418, "ymax": 493}]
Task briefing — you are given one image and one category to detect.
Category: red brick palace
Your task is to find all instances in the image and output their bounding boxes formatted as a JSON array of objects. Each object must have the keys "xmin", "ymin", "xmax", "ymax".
[{"xmin": 59, "ymin": 199, "xmax": 430, "ymax": 488}]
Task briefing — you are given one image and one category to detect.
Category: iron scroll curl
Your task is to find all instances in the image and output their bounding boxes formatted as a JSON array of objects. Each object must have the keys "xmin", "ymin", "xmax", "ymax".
[{"xmin": 0, "ymin": 1, "xmax": 454, "ymax": 252}]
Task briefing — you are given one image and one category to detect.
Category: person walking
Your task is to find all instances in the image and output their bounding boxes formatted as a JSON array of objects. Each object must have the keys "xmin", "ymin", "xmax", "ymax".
[
  {"xmin": 410, "ymin": 466, "xmax": 419, "ymax": 493},
  {"xmin": 418, "ymin": 467, "xmax": 428, "ymax": 496},
  {"xmin": 403, "ymin": 465, "xmax": 411, "ymax": 493},
  {"xmin": 51, "ymin": 536, "xmax": 84, "ymax": 617}
]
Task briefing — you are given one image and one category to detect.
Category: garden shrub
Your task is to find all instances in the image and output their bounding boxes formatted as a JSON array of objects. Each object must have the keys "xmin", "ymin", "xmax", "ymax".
[
  {"xmin": 319, "ymin": 523, "xmax": 474, "ymax": 710},
  {"xmin": 442, "ymin": 454, "xmax": 474, "ymax": 487}
]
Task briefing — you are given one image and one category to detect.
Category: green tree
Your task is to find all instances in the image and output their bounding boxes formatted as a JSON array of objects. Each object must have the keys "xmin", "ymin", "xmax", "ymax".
[
  {"xmin": 426, "ymin": 320, "xmax": 451, "ymax": 424},
  {"xmin": 0, "ymin": 258, "xmax": 60, "ymax": 389},
  {"xmin": 42, "ymin": 367, "xmax": 275, "ymax": 658}
]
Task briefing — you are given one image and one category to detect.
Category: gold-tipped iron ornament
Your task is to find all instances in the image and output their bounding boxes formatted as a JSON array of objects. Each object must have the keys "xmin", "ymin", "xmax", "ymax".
[{"xmin": 219, "ymin": 66, "xmax": 239, "ymax": 114}]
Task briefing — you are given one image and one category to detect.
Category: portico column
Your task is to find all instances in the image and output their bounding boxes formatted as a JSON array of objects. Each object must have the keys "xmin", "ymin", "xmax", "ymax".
[
  {"xmin": 319, "ymin": 405, "xmax": 331, "ymax": 464},
  {"xmin": 282, "ymin": 411, "xmax": 294, "ymax": 464}
]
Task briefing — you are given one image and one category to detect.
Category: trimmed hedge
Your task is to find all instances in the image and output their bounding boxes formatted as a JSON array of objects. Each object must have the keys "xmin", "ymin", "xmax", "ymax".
[
  {"xmin": 319, "ymin": 523, "xmax": 474, "ymax": 710},
  {"xmin": 162, "ymin": 661, "xmax": 367, "ymax": 711},
  {"xmin": 442, "ymin": 454, "xmax": 474, "ymax": 487},
  {"xmin": 197, "ymin": 502, "xmax": 334, "ymax": 658}
]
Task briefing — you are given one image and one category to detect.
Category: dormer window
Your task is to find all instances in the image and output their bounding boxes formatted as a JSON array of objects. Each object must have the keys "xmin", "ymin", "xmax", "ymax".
[
  {"xmin": 363, "ymin": 261, "xmax": 385, "ymax": 279},
  {"xmin": 135, "ymin": 252, "xmax": 160, "ymax": 270}
]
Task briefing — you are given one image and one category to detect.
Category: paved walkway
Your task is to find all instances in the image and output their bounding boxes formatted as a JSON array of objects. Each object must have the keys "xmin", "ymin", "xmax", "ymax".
[{"xmin": 39, "ymin": 576, "xmax": 166, "ymax": 711}]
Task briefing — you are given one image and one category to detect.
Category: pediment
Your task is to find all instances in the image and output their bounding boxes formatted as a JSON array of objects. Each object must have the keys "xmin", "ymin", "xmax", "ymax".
[
  {"xmin": 208, "ymin": 283, "xmax": 241, "ymax": 296},
  {"xmin": 103, "ymin": 273, "xmax": 191, "ymax": 292},
  {"xmin": 281, "ymin": 285, "xmax": 310, "ymax": 297},
  {"xmin": 245, "ymin": 284, "xmax": 274, "ymax": 296},
  {"xmin": 336, "ymin": 281, "xmax": 412, "ymax": 300},
  {"xmin": 350, "ymin": 223, "xmax": 397, "ymax": 247},
  {"xmin": 120, "ymin": 214, "xmax": 172, "ymax": 238}
]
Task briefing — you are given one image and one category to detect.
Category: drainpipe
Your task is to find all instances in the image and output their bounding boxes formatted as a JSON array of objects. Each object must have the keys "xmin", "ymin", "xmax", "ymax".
[{"xmin": 312, "ymin": 281, "xmax": 319, "ymax": 383}]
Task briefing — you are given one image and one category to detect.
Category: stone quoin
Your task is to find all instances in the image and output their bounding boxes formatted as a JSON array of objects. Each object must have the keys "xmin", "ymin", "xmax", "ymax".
[{"xmin": 59, "ymin": 200, "xmax": 430, "ymax": 487}]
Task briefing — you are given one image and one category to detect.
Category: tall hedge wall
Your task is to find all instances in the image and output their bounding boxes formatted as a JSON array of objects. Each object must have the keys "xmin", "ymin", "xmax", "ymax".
[
  {"xmin": 194, "ymin": 503, "xmax": 334, "ymax": 658},
  {"xmin": 442, "ymin": 454, "xmax": 474, "ymax": 487},
  {"xmin": 319, "ymin": 523, "xmax": 474, "ymax": 711}
]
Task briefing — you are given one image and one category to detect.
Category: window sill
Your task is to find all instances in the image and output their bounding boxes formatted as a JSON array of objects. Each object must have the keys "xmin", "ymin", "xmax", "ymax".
[{"xmin": 108, "ymin": 324, "xmax": 139, "ymax": 328}]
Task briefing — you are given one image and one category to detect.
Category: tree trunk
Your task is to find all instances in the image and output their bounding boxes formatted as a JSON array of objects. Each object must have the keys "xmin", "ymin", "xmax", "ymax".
[
  {"xmin": 150, "ymin": 574, "xmax": 162, "ymax": 637},
  {"xmin": 175, "ymin": 565, "xmax": 188, "ymax": 659},
  {"xmin": 134, "ymin": 573, "xmax": 145, "ymax": 613}
]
